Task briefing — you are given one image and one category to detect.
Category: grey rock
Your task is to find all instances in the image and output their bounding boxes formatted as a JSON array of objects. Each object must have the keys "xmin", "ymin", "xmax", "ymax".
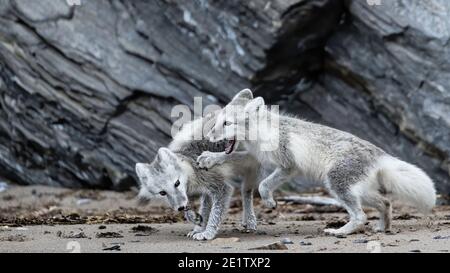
[{"xmin": 0, "ymin": 0, "xmax": 448, "ymax": 194}]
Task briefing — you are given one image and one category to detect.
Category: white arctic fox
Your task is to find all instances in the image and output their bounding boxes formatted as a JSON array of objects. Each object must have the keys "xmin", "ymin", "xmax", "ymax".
[
  {"xmin": 199, "ymin": 89, "xmax": 436, "ymax": 236},
  {"xmin": 135, "ymin": 113, "xmax": 260, "ymax": 240}
]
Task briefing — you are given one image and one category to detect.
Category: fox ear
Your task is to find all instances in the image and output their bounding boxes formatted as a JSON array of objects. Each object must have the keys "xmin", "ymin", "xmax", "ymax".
[
  {"xmin": 156, "ymin": 147, "xmax": 177, "ymax": 163},
  {"xmin": 230, "ymin": 89, "xmax": 253, "ymax": 105},
  {"xmin": 155, "ymin": 148, "xmax": 182, "ymax": 173},
  {"xmin": 135, "ymin": 163, "xmax": 150, "ymax": 180},
  {"xmin": 244, "ymin": 97, "xmax": 265, "ymax": 113}
]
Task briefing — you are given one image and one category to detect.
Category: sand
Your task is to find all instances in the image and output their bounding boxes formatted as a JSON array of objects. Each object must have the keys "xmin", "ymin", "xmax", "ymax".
[{"xmin": 0, "ymin": 184, "xmax": 449, "ymax": 253}]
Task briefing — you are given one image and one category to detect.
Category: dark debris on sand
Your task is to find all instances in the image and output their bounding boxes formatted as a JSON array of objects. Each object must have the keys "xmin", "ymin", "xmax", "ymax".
[
  {"xmin": 0, "ymin": 208, "xmax": 183, "ymax": 227},
  {"xmin": 130, "ymin": 225, "xmax": 159, "ymax": 236},
  {"xmin": 96, "ymin": 232, "xmax": 123, "ymax": 238}
]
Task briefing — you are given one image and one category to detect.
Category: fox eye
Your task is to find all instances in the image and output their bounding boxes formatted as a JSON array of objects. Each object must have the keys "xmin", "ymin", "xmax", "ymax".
[
  {"xmin": 174, "ymin": 180, "xmax": 180, "ymax": 188},
  {"xmin": 159, "ymin": 191, "xmax": 167, "ymax": 196},
  {"xmin": 223, "ymin": 121, "xmax": 232, "ymax": 127}
]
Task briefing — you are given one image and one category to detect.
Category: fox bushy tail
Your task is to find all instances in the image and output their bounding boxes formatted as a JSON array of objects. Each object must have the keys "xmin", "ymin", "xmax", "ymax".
[{"xmin": 377, "ymin": 156, "xmax": 436, "ymax": 213}]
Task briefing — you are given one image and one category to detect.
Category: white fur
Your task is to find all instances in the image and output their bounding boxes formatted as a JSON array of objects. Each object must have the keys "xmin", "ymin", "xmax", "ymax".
[
  {"xmin": 375, "ymin": 156, "xmax": 436, "ymax": 213},
  {"xmin": 288, "ymin": 133, "xmax": 332, "ymax": 182},
  {"xmin": 204, "ymin": 89, "xmax": 437, "ymax": 236}
]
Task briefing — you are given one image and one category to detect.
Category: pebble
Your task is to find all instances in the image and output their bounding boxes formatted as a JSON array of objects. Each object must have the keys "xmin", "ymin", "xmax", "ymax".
[
  {"xmin": 353, "ymin": 238, "xmax": 368, "ymax": 244},
  {"xmin": 281, "ymin": 238, "xmax": 294, "ymax": 244},
  {"xmin": 210, "ymin": 237, "xmax": 240, "ymax": 245},
  {"xmin": 103, "ymin": 245, "xmax": 121, "ymax": 251},
  {"xmin": 76, "ymin": 198, "xmax": 92, "ymax": 206},
  {"xmin": 249, "ymin": 242, "xmax": 288, "ymax": 250},
  {"xmin": 433, "ymin": 235, "xmax": 450, "ymax": 240}
]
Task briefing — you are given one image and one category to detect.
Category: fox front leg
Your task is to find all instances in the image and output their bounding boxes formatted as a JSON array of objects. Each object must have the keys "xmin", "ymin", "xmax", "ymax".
[
  {"xmin": 258, "ymin": 168, "xmax": 295, "ymax": 209},
  {"xmin": 192, "ymin": 185, "xmax": 232, "ymax": 241},
  {"xmin": 241, "ymin": 167, "xmax": 258, "ymax": 231},
  {"xmin": 197, "ymin": 151, "xmax": 249, "ymax": 169},
  {"xmin": 187, "ymin": 195, "xmax": 211, "ymax": 238}
]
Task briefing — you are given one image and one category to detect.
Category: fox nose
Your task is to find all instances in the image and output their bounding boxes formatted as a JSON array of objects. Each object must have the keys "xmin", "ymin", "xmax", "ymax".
[{"xmin": 178, "ymin": 206, "xmax": 186, "ymax": 211}]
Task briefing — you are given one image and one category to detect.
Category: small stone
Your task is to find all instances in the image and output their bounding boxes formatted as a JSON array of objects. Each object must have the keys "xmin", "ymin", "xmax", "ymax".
[
  {"xmin": 433, "ymin": 235, "xmax": 450, "ymax": 240},
  {"xmin": 300, "ymin": 241, "xmax": 312, "ymax": 246},
  {"xmin": 249, "ymin": 242, "xmax": 288, "ymax": 250},
  {"xmin": 76, "ymin": 198, "xmax": 92, "ymax": 206},
  {"xmin": 210, "ymin": 237, "xmax": 240, "ymax": 245},
  {"xmin": 353, "ymin": 238, "xmax": 368, "ymax": 244},
  {"xmin": 59, "ymin": 231, "xmax": 88, "ymax": 239},
  {"xmin": 103, "ymin": 245, "xmax": 121, "ymax": 251},
  {"xmin": 281, "ymin": 238, "xmax": 294, "ymax": 245}
]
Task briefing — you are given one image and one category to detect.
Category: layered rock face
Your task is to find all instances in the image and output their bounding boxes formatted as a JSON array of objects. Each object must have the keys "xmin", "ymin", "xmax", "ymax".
[{"xmin": 0, "ymin": 0, "xmax": 448, "ymax": 193}]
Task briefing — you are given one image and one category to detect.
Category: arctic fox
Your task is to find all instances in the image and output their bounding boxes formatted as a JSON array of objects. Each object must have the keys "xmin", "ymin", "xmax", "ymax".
[
  {"xmin": 135, "ymin": 113, "xmax": 260, "ymax": 240},
  {"xmin": 199, "ymin": 89, "xmax": 436, "ymax": 236}
]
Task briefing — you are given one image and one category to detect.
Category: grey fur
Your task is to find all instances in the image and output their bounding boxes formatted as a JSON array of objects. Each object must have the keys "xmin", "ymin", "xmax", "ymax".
[
  {"xmin": 136, "ymin": 113, "xmax": 260, "ymax": 241},
  {"xmin": 201, "ymin": 89, "xmax": 435, "ymax": 236}
]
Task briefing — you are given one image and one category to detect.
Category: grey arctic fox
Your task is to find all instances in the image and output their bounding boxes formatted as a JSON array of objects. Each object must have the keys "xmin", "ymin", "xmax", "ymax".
[
  {"xmin": 199, "ymin": 89, "xmax": 436, "ymax": 236},
  {"xmin": 135, "ymin": 113, "xmax": 260, "ymax": 240}
]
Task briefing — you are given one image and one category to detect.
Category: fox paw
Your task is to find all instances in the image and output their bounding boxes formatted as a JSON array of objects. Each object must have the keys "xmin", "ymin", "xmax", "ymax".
[
  {"xmin": 187, "ymin": 226, "xmax": 205, "ymax": 238},
  {"xmin": 241, "ymin": 219, "xmax": 257, "ymax": 231},
  {"xmin": 197, "ymin": 151, "xmax": 221, "ymax": 169},
  {"xmin": 187, "ymin": 230, "xmax": 200, "ymax": 238},
  {"xmin": 373, "ymin": 225, "xmax": 391, "ymax": 234},
  {"xmin": 258, "ymin": 185, "xmax": 277, "ymax": 209},
  {"xmin": 192, "ymin": 231, "xmax": 216, "ymax": 241},
  {"xmin": 324, "ymin": 228, "xmax": 347, "ymax": 236},
  {"xmin": 324, "ymin": 223, "xmax": 364, "ymax": 236},
  {"xmin": 262, "ymin": 198, "xmax": 277, "ymax": 209}
]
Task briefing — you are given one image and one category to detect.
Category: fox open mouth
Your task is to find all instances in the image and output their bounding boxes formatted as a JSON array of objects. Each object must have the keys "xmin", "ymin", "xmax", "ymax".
[{"xmin": 225, "ymin": 138, "xmax": 236, "ymax": 154}]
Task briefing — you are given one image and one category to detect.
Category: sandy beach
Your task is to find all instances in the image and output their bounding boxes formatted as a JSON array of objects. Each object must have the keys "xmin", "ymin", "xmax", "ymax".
[{"xmin": 1, "ymin": 184, "xmax": 449, "ymax": 253}]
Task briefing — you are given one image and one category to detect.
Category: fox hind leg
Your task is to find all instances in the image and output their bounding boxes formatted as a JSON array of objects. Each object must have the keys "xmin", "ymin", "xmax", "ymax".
[
  {"xmin": 363, "ymin": 193, "xmax": 392, "ymax": 233},
  {"xmin": 324, "ymin": 192, "xmax": 367, "ymax": 235},
  {"xmin": 324, "ymin": 178, "xmax": 367, "ymax": 236}
]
